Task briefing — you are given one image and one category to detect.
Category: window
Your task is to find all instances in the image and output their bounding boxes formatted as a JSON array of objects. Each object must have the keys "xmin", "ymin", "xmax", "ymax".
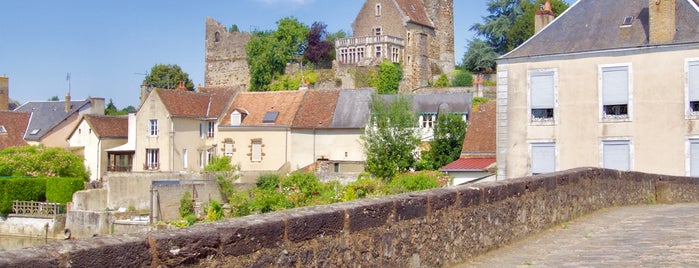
[
  {"xmin": 688, "ymin": 60, "xmax": 699, "ymax": 115},
  {"xmin": 407, "ymin": 32, "xmax": 411, "ymax": 43},
  {"xmin": 214, "ymin": 31, "xmax": 221, "ymax": 42},
  {"xmin": 252, "ymin": 140, "xmax": 262, "ymax": 162},
  {"xmin": 146, "ymin": 149, "xmax": 159, "ymax": 170},
  {"xmin": 391, "ymin": 47, "xmax": 400, "ymax": 63},
  {"xmin": 531, "ymin": 142, "xmax": 555, "ymax": 175},
  {"xmin": 689, "ymin": 139, "xmax": 699, "ymax": 176},
  {"xmin": 199, "ymin": 122, "xmax": 204, "ymax": 138},
  {"xmin": 376, "ymin": 4, "xmax": 381, "ymax": 16},
  {"xmin": 183, "ymin": 149, "xmax": 188, "ymax": 169},
  {"xmin": 149, "ymin": 119, "xmax": 158, "ymax": 136},
  {"xmin": 375, "ymin": 46, "xmax": 382, "ymax": 58},
  {"xmin": 530, "ymin": 70, "xmax": 555, "ymax": 121},
  {"xmin": 420, "ymin": 113, "xmax": 436, "ymax": 128},
  {"xmin": 207, "ymin": 121, "xmax": 215, "ymax": 138},
  {"xmin": 601, "ymin": 65, "xmax": 631, "ymax": 120},
  {"xmin": 0, "ymin": 125, "xmax": 6, "ymax": 134},
  {"xmin": 357, "ymin": 47, "xmax": 365, "ymax": 60},
  {"xmin": 224, "ymin": 141, "xmax": 234, "ymax": 156},
  {"xmin": 602, "ymin": 140, "xmax": 631, "ymax": 171},
  {"xmin": 375, "ymin": 27, "xmax": 382, "ymax": 36}
]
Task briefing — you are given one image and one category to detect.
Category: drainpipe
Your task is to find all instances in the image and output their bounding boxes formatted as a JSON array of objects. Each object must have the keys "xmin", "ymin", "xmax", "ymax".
[
  {"xmin": 96, "ymin": 139, "xmax": 102, "ymax": 181},
  {"xmin": 170, "ymin": 120, "xmax": 174, "ymax": 172}
]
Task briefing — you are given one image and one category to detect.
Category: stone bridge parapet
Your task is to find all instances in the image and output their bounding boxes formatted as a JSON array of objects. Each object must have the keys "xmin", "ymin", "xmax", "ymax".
[{"xmin": 1, "ymin": 167, "xmax": 698, "ymax": 267}]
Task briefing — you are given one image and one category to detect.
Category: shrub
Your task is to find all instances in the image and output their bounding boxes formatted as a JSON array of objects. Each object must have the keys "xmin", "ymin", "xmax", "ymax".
[
  {"xmin": 204, "ymin": 156, "xmax": 233, "ymax": 172},
  {"xmin": 388, "ymin": 171, "xmax": 440, "ymax": 194},
  {"xmin": 434, "ymin": 74, "xmax": 450, "ymax": 87},
  {"xmin": 281, "ymin": 172, "xmax": 324, "ymax": 207},
  {"xmin": 205, "ymin": 200, "xmax": 224, "ymax": 222},
  {"xmin": 256, "ymin": 173, "xmax": 280, "ymax": 191},
  {"xmin": 46, "ymin": 177, "xmax": 84, "ymax": 204},
  {"xmin": 250, "ymin": 188, "xmax": 292, "ymax": 213},
  {"xmin": 0, "ymin": 177, "xmax": 47, "ymax": 216},
  {"xmin": 0, "ymin": 146, "xmax": 88, "ymax": 180},
  {"xmin": 179, "ymin": 191, "xmax": 193, "ymax": 218},
  {"xmin": 452, "ymin": 70, "xmax": 473, "ymax": 87},
  {"xmin": 229, "ymin": 188, "xmax": 253, "ymax": 217},
  {"xmin": 346, "ymin": 177, "xmax": 387, "ymax": 198}
]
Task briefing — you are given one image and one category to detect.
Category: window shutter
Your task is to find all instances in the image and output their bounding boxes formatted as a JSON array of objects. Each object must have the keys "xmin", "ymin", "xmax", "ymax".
[
  {"xmin": 224, "ymin": 143, "xmax": 233, "ymax": 156},
  {"xmin": 252, "ymin": 141, "xmax": 262, "ymax": 162},
  {"xmin": 603, "ymin": 141, "xmax": 630, "ymax": 171},
  {"xmin": 690, "ymin": 140, "xmax": 699, "ymax": 177},
  {"xmin": 531, "ymin": 143, "xmax": 555, "ymax": 174},
  {"xmin": 530, "ymin": 71, "xmax": 554, "ymax": 109},
  {"xmin": 602, "ymin": 66, "xmax": 629, "ymax": 105},
  {"xmin": 689, "ymin": 61, "xmax": 699, "ymax": 102}
]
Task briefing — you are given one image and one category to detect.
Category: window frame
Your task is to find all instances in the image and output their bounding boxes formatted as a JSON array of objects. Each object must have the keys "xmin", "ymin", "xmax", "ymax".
[
  {"xmin": 529, "ymin": 141, "xmax": 556, "ymax": 175},
  {"xmin": 375, "ymin": 4, "xmax": 381, "ymax": 16},
  {"xmin": 600, "ymin": 138, "xmax": 633, "ymax": 171},
  {"xmin": 251, "ymin": 140, "xmax": 262, "ymax": 162},
  {"xmin": 687, "ymin": 137, "xmax": 699, "ymax": 176},
  {"xmin": 599, "ymin": 63, "xmax": 633, "ymax": 122},
  {"xmin": 527, "ymin": 68, "xmax": 557, "ymax": 125},
  {"xmin": 148, "ymin": 119, "xmax": 158, "ymax": 136},
  {"xmin": 145, "ymin": 148, "xmax": 159, "ymax": 170},
  {"xmin": 685, "ymin": 58, "xmax": 699, "ymax": 118},
  {"xmin": 207, "ymin": 121, "xmax": 215, "ymax": 138}
]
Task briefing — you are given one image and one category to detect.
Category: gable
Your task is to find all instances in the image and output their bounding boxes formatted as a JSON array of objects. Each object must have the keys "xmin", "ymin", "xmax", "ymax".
[
  {"xmin": 394, "ymin": 0, "xmax": 433, "ymax": 28},
  {"xmin": 0, "ymin": 111, "xmax": 30, "ymax": 149},
  {"xmin": 502, "ymin": 0, "xmax": 699, "ymax": 60}
]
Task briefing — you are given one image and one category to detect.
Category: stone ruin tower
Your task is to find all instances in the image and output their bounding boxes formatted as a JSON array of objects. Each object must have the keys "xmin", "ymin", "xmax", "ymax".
[
  {"xmin": 204, "ymin": 17, "xmax": 251, "ymax": 89},
  {"xmin": 334, "ymin": 0, "xmax": 455, "ymax": 92}
]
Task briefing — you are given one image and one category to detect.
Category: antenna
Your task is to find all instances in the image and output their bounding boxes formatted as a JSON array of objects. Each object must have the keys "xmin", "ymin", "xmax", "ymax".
[{"xmin": 66, "ymin": 73, "xmax": 71, "ymax": 94}]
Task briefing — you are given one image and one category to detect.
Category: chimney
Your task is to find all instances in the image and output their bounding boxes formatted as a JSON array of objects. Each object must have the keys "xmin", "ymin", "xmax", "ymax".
[
  {"xmin": 534, "ymin": 0, "xmax": 555, "ymax": 34},
  {"xmin": 0, "ymin": 74, "xmax": 8, "ymax": 111},
  {"xmin": 649, "ymin": 0, "xmax": 676, "ymax": 44},
  {"xmin": 64, "ymin": 92, "xmax": 71, "ymax": 113},
  {"xmin": 176, "ymin": 81, "xmax": 186, "ymax": 91}
]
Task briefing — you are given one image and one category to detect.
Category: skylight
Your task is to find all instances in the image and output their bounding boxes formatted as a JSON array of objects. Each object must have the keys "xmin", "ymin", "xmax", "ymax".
[
  {"xmin": 30, "ymin": 128, "xmax": 40, "ymax": 135},
  {"xmin": 0, "ymin": 125, "xmax": 6, "ymax": 134},
  {"xmin": 262, "ymin": 111, "xmax": 279, "ymax": 123},
  {"xmin": 621, "ymin": 16, "xmax": 634, "ymax": 27}
]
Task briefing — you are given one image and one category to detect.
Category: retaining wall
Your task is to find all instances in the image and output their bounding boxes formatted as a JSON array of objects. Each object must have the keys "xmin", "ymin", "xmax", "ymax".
[{"xmin": 1, "ymin": 168, "xmax": 698, "ymax": 267}]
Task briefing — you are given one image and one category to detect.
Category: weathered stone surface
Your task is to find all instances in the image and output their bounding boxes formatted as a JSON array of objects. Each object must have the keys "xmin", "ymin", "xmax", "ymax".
[
  {"xmin": 427, "ymin": 188, "xmax": 457, "ymax": 212},
  {"xmin": 149, "ymin": 226, "xmax": 220, "ymax": 266},
  {"xmin": 347, "ymin": 199, "xmax": 393, "ymax": 232},
  {"xmin": 457, "ymin": 186, "xmax": 482, "ymax": 208},
  {"xmin": 394, "ymin": 194, "xmax": 428, "ymax": 221},
  {"xmin": 218, "ymin": 215, "xmax": 285, "ymax": 256},
  {"xmin": 283, "ymin": 205, "xmax": 344, "ymax": 242}
]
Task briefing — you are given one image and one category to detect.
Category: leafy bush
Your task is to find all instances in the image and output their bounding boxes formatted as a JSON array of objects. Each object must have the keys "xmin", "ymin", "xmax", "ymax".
[
  {"xmin": 179, "ymin": 191, "xmax": 193, "ymax": 218},
  {"xmin": 346, "ymin": 177, "xmax": 387, "ymax": 198},
  {"xmin": 204, "ymin": 156, "xmax": 233, "ymax": 172},
  {"xmin": 388, "ymin": 172, "xmax": 440, "ymax": 194},
  {"xmin": 452, "ymin": 70, "xmax": 473, "ymax": 87},
  {"xmin": 256, "ymin": 174, "xmax": 280, "ymax": 191},
  {"xmin": 434, "ymin": 74, "xmax": 450, "ymax": 87},
  {"xmin": 0, "ymin": 146, "xmax": 88, "ymax": 180},
  {"xmin": 281, "ymin": 172, "xmax": 324, "ymax": 207},
  {"xmin": 205, "ymin": 200, "xmax": 224, "ymax": 222},
  {"xmin": 0, "ymin": 177, "xmax": 47, "ymax": 216},
  {"xmin": 46, "ymin": 177, "xmax": 84, "ymax": 204}
]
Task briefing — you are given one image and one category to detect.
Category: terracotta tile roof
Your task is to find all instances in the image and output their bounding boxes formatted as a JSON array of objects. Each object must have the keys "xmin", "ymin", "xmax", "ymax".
[
  {"xmin": 461, "ymin": 100, "xmax": 496, "ymax": 156},
  {"xmin": 0, "ymin": 111, "xmax": 30, "ymax": 149},
  {"xmin": 223, "ymin": 91, "xmax": 306, "ymax": 127},
  {"xmin": 440, "ymin": 158, "xmax": 496, "ymax": 172},
  {"xmin": 155, "ymin": 87, "xmax": 237, "ymax": 119},
  {"xmin": 292, "ymin": 90, "xmax": 340, "ymax": 129},
  {"xmin": 83, "ymin": 115, "xmax": 128, "ymax": 138},
  {"xmin": 394, "ymin": 0, "xmax": 434, "ymax": 28}
]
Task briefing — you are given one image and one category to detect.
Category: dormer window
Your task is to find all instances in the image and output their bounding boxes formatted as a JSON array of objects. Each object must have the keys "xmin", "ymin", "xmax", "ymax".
[{"xmin": 231, "ymin": 110, "xmax": 242, "ymax": 126}]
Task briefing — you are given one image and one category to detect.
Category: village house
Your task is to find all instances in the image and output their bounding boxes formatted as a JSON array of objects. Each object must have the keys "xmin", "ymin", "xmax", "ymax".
[
  {"xmin": 334, "ymin": 0, "xmax": 455, "ymax": 92},
  {"xmin": 0, "ymin": 111, "xmax": 30, "ymax": 150},
  {"xmin": 496, "ymin": 0, "xmax": 699, "ymax": 178},
  {"xmin": 66, "ymin": 115, "xmax": 128, "ymax": 181},
  {"xmin": 133, "ymin": 84, "xmax": 238, "ymax": 172}
]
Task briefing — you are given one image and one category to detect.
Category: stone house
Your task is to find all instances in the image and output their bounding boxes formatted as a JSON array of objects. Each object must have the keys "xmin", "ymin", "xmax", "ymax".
[
  {"xmin": 14, "ymin": 94, "xmax": 105, "ymax": 148},
  {"xmin": 133, "ymin": 86, "xmax": 238, "ymax": 172},
  {"xmin": 335, "ymin": 0, "xmax": 455, "ymax": 92},
  {"xmin": 66, "ymin": 115, "xmax": 128, "ymax": 181},
  {"xmin": 496, "ymin": 0, "xmax": 699, "ymax": 179},
  {"xmin": 440, "ymin": 100, "xmax": 496, "ymax": 185}
]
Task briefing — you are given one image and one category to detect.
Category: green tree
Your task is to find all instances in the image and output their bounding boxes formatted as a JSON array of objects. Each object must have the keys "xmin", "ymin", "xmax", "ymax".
[
  {"xmin": 144, "ymin": 64, "xmax": 194, "ymax": 90},
  {"xmin": 426, "ymin": 113, "xmax": 467, "ymax": 169},
  {"xmin": 0, "ymin": 145, "xmax": 88, "ymax": 180},
  {"xmin": 452, "ymin": 69, "xmax": 474, "ymax": 86},
  {"xmin": 434, "ymin": 74, "xmax": 450, "ymax": 88},
  {"xmin": 462, "ymin": 39, "xmax": 500, "ymax": 73},
  {"xmin": 48, "ymin": 96, "xmax": 59, "ymax": 101},
  {"xmin": 362, "ymin": 94, "xmax": 420, "ymax": 180},
  {"xmin": 229, "ymin": 24, "xmax": 239, "ymax": 33},
  {"xmin": 373, "ymin": 60, "xmax": 403, "ymax": 94}
]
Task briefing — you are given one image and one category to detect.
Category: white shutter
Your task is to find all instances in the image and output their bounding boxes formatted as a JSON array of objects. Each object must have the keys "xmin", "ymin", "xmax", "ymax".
[
  {"xmin": 690, "ymin": 140, "xmax": 699, "ymax": 177},
  {"xmin": 531, "ymin": 71, "xmax": 554, "ymax": 109},
  {"xmin": 252, "ymin": 141, "xmax": 262, "ymax": 162},
  {"xmin": 224, "ymin": 143, "xmax": 233, "ymax": 156},
  {"xmin": 531, "ymin": 143, "xmax": 555, "ymax": 174},
  {"xmin": 602, "ymin": 66, "xmax": 629, "ymax": 105},
  {"xmin": 603, "ymin": 141, "xmax": 630, "ymax": 171},
  {"xmin": 689, "ymin": 61, "xmax": 699, "ymax": 102}
]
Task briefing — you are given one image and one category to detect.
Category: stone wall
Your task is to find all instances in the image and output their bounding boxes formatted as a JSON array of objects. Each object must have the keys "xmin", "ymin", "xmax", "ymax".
[
  {"xmin": 205, "ymin": 17, "xmax": 251, "ymax": 88},
  {"xmin": 3, "ymin": 168, "xmax": 699, "ymax": 267}
]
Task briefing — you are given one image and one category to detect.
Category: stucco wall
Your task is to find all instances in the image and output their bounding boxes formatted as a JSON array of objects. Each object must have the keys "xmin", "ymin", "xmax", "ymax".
[
  {"xmin": 3, "ymin": 168, "xmax": 698, "ymax": 267},
  {"xmin": 218, "ymin": 128, "xmax": 290, "ymax": 173},
  {"xmin": 105, "ymin": 172, "xmax": 212, "ymax": 211},
  {"xmin": 289, "ymin": 129, "xmax": 364, "ymax": 170},
  {"xmin": 500, "ymin": 47, "xmax": 699, "ymax": 178}
]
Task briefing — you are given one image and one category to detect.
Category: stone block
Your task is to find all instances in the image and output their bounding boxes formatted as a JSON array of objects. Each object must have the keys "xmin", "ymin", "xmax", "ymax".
[
  {"xmin": 428, "ymin": 188, "xmax": 457, "ymax": 212},
  {"xmin": 394, "ymin": 194, "xmax": 428, "ymax": 221},
  {"xmin": 483, "ymin": 182, "xmax": 509, "ymax": 204},
  {"xmin": 217, "ymin": 215, "xmax": 285, "ymax": 256},
  {"xmin": 457, "ymin": 186, "xmax": 483, "ymax": 207},
  {"xmin": 0, "ymin": 247, "xmax": 60, "ymax": 268},
  {"xmin": 347, "ymin": 199, "xmax": 393, "ymax": 232},
  {"xmin": 148, "ymin": 226, "xmax": 220, "ymax": 266},
  {"xmin": 284, "ymin": 206, "xmax": 345, "ymax": 243}
]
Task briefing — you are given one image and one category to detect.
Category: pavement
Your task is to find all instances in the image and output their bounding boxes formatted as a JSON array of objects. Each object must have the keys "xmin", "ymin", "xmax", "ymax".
[{"xmin": 457, "ymin": 203, "xmax": 699, "ymax": 267}]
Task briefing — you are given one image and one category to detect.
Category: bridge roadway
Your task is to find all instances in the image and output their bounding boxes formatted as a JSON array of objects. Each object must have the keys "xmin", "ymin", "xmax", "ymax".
[{"xmin": 457, "ymin": 203, "xmax": 699, "ymax": 267}]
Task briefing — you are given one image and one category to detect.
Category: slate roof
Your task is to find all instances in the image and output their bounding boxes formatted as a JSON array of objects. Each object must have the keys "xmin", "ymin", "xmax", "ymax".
[
  {"xmin": 292, "ymin": 90, "xmax": 340, "ymax": 129},
  {"xmin": 0, "ymin": 111, "xmax": 30, "ymax": 149},
  {"xmin": 154, "ymin": 87, "xmax": 237, "ymax": 119},
  {"xmin": 381, "ymin": 92, "xmax": 473, "ymax": 114},
  {"xmin": 81, "ymin": 115, "xmax": 128, "ymax": 139},
  {"xmin": 440, "ymin": 158, "xmax": 496, "ymax": 172},
  {"xmin": 15, "ymin": 99, "xmax": 93, "ymax": 141},
  {"xmin": 394, "ymin": 0, "xmax": 434, "ymax": 28},
  {"xmin": 461, "ymin": 100, "xmax": 496, "ymax": 156},
  {"xmin": 223, "ymin": 91, "xmax": 306, "ymax": 127},
  {"xmin": 501, "ymin": 0, "xmax": 699, "ymax": 60},
  {"xmin": 330, "ymin": 89, "xmax": 375, "ymax": 128}
]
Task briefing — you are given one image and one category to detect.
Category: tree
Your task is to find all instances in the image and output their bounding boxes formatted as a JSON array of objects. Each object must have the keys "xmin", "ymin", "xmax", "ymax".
[
  {"xmin": 0, "ymin": 145, "xmax": 88, "ymax": 179},
  {"xmin": 229, "ymin": 24, "xmax": 239, "ymax": 33},
  {"xmin": 303, "ymin": 22, "xmax": 334, "ymax": 68},
  {"xmin": 373, "ymin": 60, "xmax": 403, "ymax": 94},
  {"xmin": 426, "ymin": 113, "xmax": 467, "ymax": 169},
  {"xmin": 144, "ymin": 64, "xmax": 194, "ymax": 90},
  {"xmin": 462, "ymin": 39, "xmax": 499, "ymax": 73},
  {"xmin": 105, "ymin": 99, "xmax": 135, "ymax": 116},
  {"xmin": 434, "ymin": 74, "xmax": 450, "ymax": 88},
  {"xmin": 48, "ymin": 96, "xmax": 59, "ymax": 101},
  {"xmin": 452, "ymin": 69, "xmax": 474, "ymax": 87},
  {"xmin": 362, "ymin": 94, "xmax": 420, "ymax": 180},
  {"xmin": 246, "ymin": 17, "xmax": 309, "ymax": 91}
]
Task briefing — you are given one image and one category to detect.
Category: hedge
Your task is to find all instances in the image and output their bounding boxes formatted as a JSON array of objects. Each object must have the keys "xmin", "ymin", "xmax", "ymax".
[
  {"xmin": 0, "ymin": 177, "xmax": 47, "ymax": 216},
  {"xmin": 46, "ymin": 177, "xmax": 84, "ymax": 204}
]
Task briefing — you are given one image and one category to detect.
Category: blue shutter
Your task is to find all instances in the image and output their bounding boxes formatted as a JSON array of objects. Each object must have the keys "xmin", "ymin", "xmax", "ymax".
[
  {"xmin": 531, "ymin": 71, "xmax": 554, "ymax": 109},
  {"xmin": 602, "ymin": 66, "xmax": 629, "ymax": 105},
  {"xmin": 531, "ymin": 143, "xmax": 555, "ymax": 174},
  {"xmin": 603, "ymin": 141, "xmax": 630, "ymax": 171}
]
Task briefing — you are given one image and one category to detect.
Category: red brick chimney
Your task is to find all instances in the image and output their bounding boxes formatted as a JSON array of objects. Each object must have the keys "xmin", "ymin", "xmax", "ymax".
[
  {"xmin": 649, "ymin": 0, "xmax": 676, "ymax": 44},
  {"xmin": 176, "ymin": 81, "xmax": 186, "ymax": 91},
  {"xmin": 0, "ymin": 74, "xmax": 8, "ymax": 111},
  {"xmin": 534, "ymin": 0, "xmax": 555, "ymax": 34}
]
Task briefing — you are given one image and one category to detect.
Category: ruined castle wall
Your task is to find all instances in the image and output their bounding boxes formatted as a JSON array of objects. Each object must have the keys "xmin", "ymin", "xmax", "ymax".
[{"xmin": 204, "ymin": 18, "xmax": 251, "ymax": 89}]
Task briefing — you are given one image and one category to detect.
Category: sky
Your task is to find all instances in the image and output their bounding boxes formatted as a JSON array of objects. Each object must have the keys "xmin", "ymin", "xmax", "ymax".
[{"xmin": 0, "ymin": 0, "xmax": 488, "ymax": 109}]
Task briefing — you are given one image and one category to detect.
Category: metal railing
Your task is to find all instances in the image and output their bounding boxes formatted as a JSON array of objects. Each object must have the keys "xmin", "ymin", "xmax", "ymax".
[{"xmin": 12, "ymin": 201, "xmax": 61, "ymax": 215}]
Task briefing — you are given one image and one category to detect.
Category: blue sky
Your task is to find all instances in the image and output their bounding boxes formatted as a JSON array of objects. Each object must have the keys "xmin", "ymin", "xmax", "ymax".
[{"xmin": 0, "ymin": 0, "xmax": 487, "ymax": 109}]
